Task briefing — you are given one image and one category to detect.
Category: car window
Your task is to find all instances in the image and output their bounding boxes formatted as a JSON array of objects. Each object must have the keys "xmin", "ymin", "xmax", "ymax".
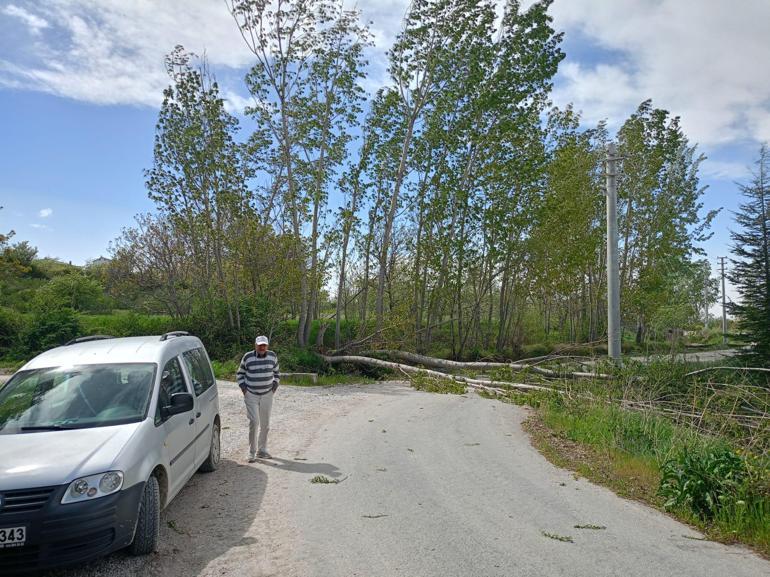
[
  {"xmin": 182, "ymin": 348, "xmax": 215, "ymax": 396},
  {"xmin": 155, "ymin": 357, "xmax": 190, "ymax": 425},
  {"xmin": 0, "ymin": 364, "xmax": 156, "ymax": 433}
]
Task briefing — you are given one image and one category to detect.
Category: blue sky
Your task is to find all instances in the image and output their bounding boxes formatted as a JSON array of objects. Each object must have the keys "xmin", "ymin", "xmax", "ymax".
[{"xmin": 1, "ymin": 0, "xmax": 769, "ymax": 308}]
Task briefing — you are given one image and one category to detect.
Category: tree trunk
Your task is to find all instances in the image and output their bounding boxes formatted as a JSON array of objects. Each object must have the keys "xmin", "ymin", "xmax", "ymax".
[{"xmin": 376, "ymin": 113, "xmax": 417, "ymax": 332}]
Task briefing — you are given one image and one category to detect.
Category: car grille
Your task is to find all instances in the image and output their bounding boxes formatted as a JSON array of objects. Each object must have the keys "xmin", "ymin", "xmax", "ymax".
[
  {"xmin": 48, "ymin": 528, "xmax": 115, "ymax": 557},
  {"xmin": 0, "ymin": 529, "xmax": 115, "ymax": 575},
  {"xmin": 0, "ymin": 544, "xmax": 41, "ymax": 574},
  {"xmin": 0, "ymin": 487, "xmax": 55, "ymax": 515}
]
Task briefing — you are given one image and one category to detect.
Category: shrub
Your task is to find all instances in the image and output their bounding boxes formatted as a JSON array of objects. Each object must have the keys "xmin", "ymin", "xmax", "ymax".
[
  {"xmin": 23, "ymin": 308, "xmax": 80, "ymax": 355},
  {"xmin": 211, "ymin": 359, "xmax": 239, "ymax": 380},
  {"xmin": 79, "ymin": 312, "xmax": 176, "ymax": 337},
  {"xmin": 0, "ymin": 307, "xmax": 23, "ymax": 354},
  {"xmin": 278, "ymin": 347, "xmax": 326, "ymax": 372},
  {"xmin": 521, "ymin": 343, "xmax": 553, "ymax": 358},
  {"xmin": 659, "ymin": 448, "xmax": 748, "ymax": 519}
]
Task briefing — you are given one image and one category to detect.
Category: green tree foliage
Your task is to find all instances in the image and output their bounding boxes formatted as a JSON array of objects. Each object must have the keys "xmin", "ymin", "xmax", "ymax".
[
  {"xmin": 1, "ymin": 4, "xmax": 726, "ymax": 362},
  {"xmin": 617, "ymin": 100, "xmax": 718, "ymax": 344},
  {"xmin": 228, "ymin": 0, "xmax": 371, "ymax": 346},
  {"xmin": 729, "ymin": 144, "xmax": 770, "ymax": 363},
  {"xmin": 32, "ymin": 272, "xmax": 109, "ymax": 313},
  {"xmin": 23, "ymin": 308, "xmax": 80, "ymax": 356},
  {"xmin": 0, "ymin": 307, "xmax": 23, "ymax": 356},
  {"xmin": 145, "ymin": 46, "xmax": 252, "ymax": 332}
]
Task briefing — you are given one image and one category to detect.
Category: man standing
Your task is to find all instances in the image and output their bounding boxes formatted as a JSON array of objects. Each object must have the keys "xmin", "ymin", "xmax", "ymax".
[{"xmin": 237, "ymin": 335, "xmax": 280, "ymax": 462}]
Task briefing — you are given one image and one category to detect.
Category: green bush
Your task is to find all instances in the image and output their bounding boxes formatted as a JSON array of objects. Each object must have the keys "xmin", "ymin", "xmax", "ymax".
[
  {"xmin": 79, "ymin": 312, "xmax": 177, "ymax": 337},
  {"xmin": 211, "ymin": 359, "xmax": 238, "ymax": 380},
  {"xmin": 23, "ymin": 308, "xmax": 80, "ymax": 355},
  {"xmin": 0, "ymin": 307, "xmax": 23, "ymax": 354},
  {"xmin": 278, "ymin": 347, "xmax": 326, "ymax": 372},
  {"xmin": 659, "ymin": 448, "xmax": 749, "ymax": 520},
  {"xmin": 521, "ymin": 343, "xmax": 553, "ymax": 358}
]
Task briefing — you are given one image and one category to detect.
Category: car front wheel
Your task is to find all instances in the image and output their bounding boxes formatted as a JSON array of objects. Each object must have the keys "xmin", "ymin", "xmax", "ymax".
[
  {"xmin": 128, "ymin": 475, "xmax": 160, "ymax": 556},
  {"xmin": 199, "ymin": 421, "xmax": 221, "ymax": 473}
]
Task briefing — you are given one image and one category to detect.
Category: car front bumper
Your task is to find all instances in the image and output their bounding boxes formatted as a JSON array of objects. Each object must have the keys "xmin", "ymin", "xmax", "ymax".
[{"xmin": 0, "ymin": 481, "xmax": 145, "ymax": 575}]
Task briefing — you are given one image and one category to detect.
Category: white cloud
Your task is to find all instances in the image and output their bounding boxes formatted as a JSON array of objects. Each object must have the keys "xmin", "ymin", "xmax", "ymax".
[
  {"xmin": 38, "ymin": 208, "xmax": 53, "ymax": 218},
  {"xmin": 0, "ymin": 0, "xmax": 256, "ymax": 106},
  {"xmin": 552, "ymin": 62, "xmax": 637, "ymax": 130},
  {"xmin": 549, "ymin": 0, "xmax": 770, "ymax": 147},
  {"xmin": 2, "ymin": 4, "xmax": 49, "ymax": 34},
  {"xmin": 29, "ymin": 223, "xmax": 50, "ymax": 230},
  {"xmin": 222, "ymin": 90, "xmax": 253, "ymax": 116},
  {"xmin": 2, "ymin": 0, "xmax": 767, "ymax": 152},
  {"xmin": 700, "ymin": 159, "xmax": 751, "ymax": 182},
  {"xmin": 0, "ymin": 0, "xmax": 409, "ymax": 107}
]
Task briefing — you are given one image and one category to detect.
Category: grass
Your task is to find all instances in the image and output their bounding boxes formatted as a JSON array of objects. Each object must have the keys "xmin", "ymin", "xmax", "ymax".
[
  {"xmin": 286, "ymin": 373, "xmax": 377, "ymax": 387},
  {"xmin": 0, "ymin": 359, "xmax": 26, "ymax": 373},
  {"xmin": 522, "ymin": 390, "xmax": 770, "ymax": 556},
  {"xmin": 211, "ymin": 359, "xmax": 239, "ymax": 380},
  {"xmin": 310, "ymin": 475, "xmax": 339, "ymax": 484},
  {"xmin": 541, "ymin": 531, "xmax": 573, "ymax": 543},
  {"xmin": 407, "ymin": 373, "xmax": 466, "ymax": 394}
]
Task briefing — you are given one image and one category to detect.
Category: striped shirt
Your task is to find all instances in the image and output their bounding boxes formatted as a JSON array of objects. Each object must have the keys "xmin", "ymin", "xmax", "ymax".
[{"xmin": 237, "ymin": 350, "xmax": 280, "ymax": 395}]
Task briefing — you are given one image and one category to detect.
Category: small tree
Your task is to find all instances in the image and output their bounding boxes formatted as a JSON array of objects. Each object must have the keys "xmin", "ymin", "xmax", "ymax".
[{"xmin": 728, "ymin": 144, "xmax": 770, "ymax": 363}]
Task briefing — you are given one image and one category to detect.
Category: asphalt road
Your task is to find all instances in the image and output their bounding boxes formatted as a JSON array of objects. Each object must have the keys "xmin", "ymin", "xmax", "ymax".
[
  {"xmin": 629, "ymin": 348, "xmax": 739, "ymax": 364},
  {"xmin": 17, "ymin": 380, "xmax": 770, "ymax": 577},
  {"xmin": 286, "ymin": 383, "xmax": 768, "ymax": 577}
]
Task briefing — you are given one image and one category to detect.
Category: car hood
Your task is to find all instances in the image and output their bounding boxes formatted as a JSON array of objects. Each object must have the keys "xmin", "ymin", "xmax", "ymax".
[{"xmin": 0, "ymin": 423, "xmax": 142, "ymax": 490}]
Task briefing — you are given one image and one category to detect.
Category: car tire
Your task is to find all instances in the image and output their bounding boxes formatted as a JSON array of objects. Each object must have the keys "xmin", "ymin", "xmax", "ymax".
[
  {"xmin": 129, "ymin": 475, "xmax": 160, "ymax": 556},
  {"xmin": 199, "ymin": 421, "xmax": 221, "ymax": 473}
]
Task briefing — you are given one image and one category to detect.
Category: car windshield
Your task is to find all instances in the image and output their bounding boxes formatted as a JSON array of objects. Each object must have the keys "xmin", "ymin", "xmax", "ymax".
[{"xmin": 0, "ymin": 363, "xmax": 156, "ymax": 434}]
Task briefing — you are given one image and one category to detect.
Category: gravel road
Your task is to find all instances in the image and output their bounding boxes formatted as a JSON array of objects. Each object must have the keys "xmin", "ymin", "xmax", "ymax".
[{"xmin": 34, "ymin": 380, "xmax": 770, "ymax": 577}]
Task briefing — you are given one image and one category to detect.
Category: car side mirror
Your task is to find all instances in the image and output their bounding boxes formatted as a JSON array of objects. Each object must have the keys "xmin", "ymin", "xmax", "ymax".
[{"xmin": 164, "ymin": 392, "xmax": 194, "ymax": 416}]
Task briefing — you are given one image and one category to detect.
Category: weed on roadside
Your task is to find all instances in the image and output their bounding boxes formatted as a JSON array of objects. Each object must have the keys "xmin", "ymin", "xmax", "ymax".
[
  {"xmin": 310, "ymin": 475, "xmax": 339, "ymax": 484},
  {"xmin": 408, "ymin": 373, "xmax": 466, "ymax": 394},
  {"xmin": 541, "ymin": 531, "xmax": 573, "ymax": 543}
]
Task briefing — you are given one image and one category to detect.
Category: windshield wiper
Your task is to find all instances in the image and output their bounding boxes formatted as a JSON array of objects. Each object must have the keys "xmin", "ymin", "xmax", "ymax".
[{"xmin": 20, "ymin": 424, "xmax": 78, "ymax": 431}]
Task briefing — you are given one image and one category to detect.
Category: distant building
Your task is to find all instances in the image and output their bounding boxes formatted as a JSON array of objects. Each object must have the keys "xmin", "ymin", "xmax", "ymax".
[{"xmin": 86, "ymin": 257, "xmax": 111, "ymax": 268}]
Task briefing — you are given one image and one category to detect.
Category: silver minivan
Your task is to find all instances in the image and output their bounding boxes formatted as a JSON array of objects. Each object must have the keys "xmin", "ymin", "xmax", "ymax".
[{"xmin": 0, "ymin": 332, "xmax": 221, "ymax": 574}]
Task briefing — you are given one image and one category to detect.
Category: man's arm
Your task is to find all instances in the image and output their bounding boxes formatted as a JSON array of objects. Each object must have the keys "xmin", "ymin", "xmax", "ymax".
[
  {"xmin": 272, "ymin": 355, "xmax": 280, "ymax": 392},
  {"xmin": 236, "ymin": 353, "xmax": 248, "ymax": 394}
]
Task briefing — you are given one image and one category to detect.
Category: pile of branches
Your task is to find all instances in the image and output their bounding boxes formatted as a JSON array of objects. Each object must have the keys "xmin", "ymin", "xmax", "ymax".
[
  {"xmin": 321, "ymin": 350, "xmax": 611, "ymax": 396},
  {"xmin": 321, "ymin": 350, "xmax": 770, "ymax": 454}
]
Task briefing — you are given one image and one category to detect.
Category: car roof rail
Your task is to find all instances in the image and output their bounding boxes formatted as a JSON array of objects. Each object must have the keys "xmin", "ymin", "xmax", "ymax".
[
  {"xmin": 65, "ymin": 335, "xmax": 115, "ymax": 346},
  {"xmin": 160, "ymin": 331, "xmax": 190, "ymax": 341}
]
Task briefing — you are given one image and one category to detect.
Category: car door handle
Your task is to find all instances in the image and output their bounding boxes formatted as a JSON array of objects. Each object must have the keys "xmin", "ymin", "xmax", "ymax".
[
  {"xmin": 188, "ymin": 418, "xmax": 194, "ymax": 425},
  {"xmin": 196, "ymin": 411, "xmax": 201, "ymax": 418}
]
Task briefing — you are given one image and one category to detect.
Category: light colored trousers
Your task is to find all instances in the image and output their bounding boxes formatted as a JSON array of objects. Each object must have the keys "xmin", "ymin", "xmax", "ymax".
[{"xmin": 244, "ymin": 390, "xmax": 274, "ymax": 455}]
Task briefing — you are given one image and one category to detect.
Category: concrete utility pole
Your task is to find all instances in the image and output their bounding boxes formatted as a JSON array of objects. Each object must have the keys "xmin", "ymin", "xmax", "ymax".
[
  {"xmin": 606, "ymin": 143, "xmax": 621, "ymax": 363},
  {"xmin": 719, "ymin": 256, "xmax": 727, "ymax": 344}
]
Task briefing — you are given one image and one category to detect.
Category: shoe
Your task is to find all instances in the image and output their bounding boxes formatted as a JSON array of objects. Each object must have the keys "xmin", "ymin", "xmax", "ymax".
[
  {"xmin": 257, "ymin": 451, "xmax": 272, "ymax": 459},
  {"xmin": 248, "ymin": 454, "xmax": 257, "ymax": 463}
]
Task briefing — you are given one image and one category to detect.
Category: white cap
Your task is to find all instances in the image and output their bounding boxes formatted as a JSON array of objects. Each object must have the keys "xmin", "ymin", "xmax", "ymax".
[{"xmin": 255, "ymin": 335, "xmax": 269, "ymax": 346}]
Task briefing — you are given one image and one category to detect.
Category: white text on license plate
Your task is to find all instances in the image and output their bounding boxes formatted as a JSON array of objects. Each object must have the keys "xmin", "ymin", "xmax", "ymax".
[{"xmin": 0, "ymin": 526, "xmax": 26, "ymax": 548}]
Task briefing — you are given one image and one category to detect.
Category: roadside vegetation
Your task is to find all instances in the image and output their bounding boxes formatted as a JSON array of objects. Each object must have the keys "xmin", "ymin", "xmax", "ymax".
[{"xmin": 495, "ymin": 358, "xmax": 770, "ymax": 556}]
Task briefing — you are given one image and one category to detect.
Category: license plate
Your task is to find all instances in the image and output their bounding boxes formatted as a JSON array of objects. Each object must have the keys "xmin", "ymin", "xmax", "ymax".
[{"xmin": 0, "ymin": 527, "xmax": 26, "ymax": 548}]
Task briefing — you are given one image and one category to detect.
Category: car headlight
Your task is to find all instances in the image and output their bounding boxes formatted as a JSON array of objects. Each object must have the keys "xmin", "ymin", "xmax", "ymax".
[{"xmin": 61, "ymin": 471, "xmax": 124, "ymax": 504}]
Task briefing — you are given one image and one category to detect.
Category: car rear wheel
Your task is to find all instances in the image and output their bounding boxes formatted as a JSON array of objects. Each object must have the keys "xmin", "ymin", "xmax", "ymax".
[
  {"xmin": 128, "ymin": 475, "xmax": 160, "ymax": 556},
  {"xmin": 199, "ymin": 421, "xmax": 220, "ymax": 473}
]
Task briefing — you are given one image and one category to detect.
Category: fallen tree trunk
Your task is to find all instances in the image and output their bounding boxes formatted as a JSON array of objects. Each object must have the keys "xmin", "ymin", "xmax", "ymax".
[
  {"xmin": 361, "ymin": 350, "xmax": 610, "ymax": 380},
  {"xmin": 684, "ymin": 366, "xmax": 770, "ymax": 378},
  {"xmin": 321, "ymin": 355, "xmax": 554, "ymax": 394}
]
